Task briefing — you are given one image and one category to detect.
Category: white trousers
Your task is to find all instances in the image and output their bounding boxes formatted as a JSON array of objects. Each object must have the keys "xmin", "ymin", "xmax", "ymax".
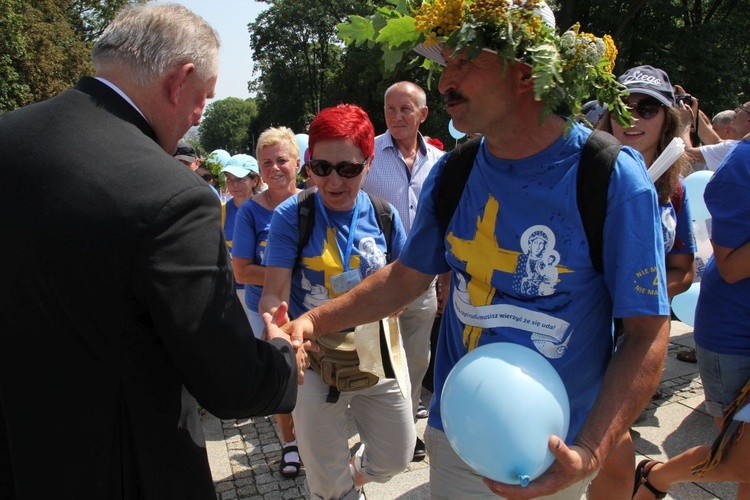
[
  {"xmin": 293, "ymin": 369, "xmax": 415, "ymax": 500},
  {"xmin": 398, "ymin": 283, "xmax": 438, "ymax": 418}
]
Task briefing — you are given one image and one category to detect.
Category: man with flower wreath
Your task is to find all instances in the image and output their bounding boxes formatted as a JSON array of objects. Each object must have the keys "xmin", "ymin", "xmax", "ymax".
[{"xmin": 276, "ymin": 1, "xmax": 671, "ymax": 498}]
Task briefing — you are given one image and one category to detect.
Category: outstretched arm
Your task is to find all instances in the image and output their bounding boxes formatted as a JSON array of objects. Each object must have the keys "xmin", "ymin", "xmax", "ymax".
[{"xmin": 282, "ymin": 260, "xmax": 435, "ymax": 346}]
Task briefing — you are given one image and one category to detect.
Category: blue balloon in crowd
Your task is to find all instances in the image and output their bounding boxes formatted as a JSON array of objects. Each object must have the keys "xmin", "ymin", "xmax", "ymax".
[
  {"xmin": 441, "ymin": 343, "xmax": 570, "ymax": 487},
  {"xmin": 295, "ymin": 133, "xmax": 309, "ymax": 163},
  {"xmin": 448, "ymin": 119, "xmax": 466, "ymax": 140},
  {"xmin": 671, "ymin": 282, "xmax": 700, "ymax": 327},
  {"xmin": 210, "ymin": 149, "xmax": 231, "ymax": 166},
  {"xmin": 684, "ymin": 170, "xmax": 713, "ymax": 221}
]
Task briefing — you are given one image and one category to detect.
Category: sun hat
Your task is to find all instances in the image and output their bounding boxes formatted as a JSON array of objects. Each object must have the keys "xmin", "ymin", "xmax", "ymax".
[
  {"xmin": 174, "ymin": 140, "xmax": 198, "ymax": 163},
  {"xmin": 221, "ymin": 154, "xmax": 259, "ymax": 178},
  {"xmin": 618, "ymin": 65, "xmax": 675, "ymax": 107}
]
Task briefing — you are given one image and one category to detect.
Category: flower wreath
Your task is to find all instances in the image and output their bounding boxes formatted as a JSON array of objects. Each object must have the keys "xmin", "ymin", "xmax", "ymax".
[{"xmin": 338, "ymin": 0, "xmax": 631, "ymax": 127}]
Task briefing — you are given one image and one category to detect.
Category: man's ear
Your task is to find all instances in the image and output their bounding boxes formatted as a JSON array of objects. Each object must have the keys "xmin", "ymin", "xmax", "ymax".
[
  {"xmin": 420, "ymin": 106, "xmax": 429, "ymax": 123},
  {"xmin": 167, "ymin": 63, "xmax": 196, "ymax": 105}
]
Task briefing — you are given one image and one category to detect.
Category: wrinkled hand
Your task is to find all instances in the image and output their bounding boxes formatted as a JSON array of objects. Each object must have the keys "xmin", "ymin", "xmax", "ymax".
[
  {"xmin": 482, "ymin": 436, "xmax": 596, "ymax": 499},
  {"xmin": 280, "ymin": 315, "xmax": 319, "ymax": 350}
]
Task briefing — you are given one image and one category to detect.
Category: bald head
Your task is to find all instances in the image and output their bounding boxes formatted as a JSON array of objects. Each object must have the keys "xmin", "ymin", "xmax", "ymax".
[{"xmin": 385, "ymin": 81, "xmax": 427, "ymax": 109}]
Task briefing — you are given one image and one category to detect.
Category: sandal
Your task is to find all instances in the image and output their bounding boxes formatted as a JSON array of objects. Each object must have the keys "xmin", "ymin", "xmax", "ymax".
[
  {"xmin": 280, "ymin": 444, "xmax": 302, "ymax": 478},
  {"xmin": 633, "ymin": 459, "xmax": 667, "ymax": 499},
  {"xmin": 676, "ymin": 348, "xmax": 697, "ymax": 363}
]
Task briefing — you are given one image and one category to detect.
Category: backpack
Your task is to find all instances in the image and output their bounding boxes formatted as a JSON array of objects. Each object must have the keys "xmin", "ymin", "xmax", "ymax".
[
  {"xmin": 436, "ymin": 130, "xmax": 623, "ymax": 273},
  {"xmin": 296, "ymin": 187, "xmax": 394, "ymax": 259}
]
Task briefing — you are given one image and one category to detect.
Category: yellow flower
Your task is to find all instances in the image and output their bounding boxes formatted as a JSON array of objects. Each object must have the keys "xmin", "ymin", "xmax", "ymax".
[{"xmin": 603, "ymin": 34, "xmax": 618, "ymax": 72}]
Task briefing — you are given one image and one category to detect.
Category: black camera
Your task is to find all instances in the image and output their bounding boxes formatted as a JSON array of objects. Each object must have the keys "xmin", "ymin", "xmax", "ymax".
[{"xmin": 676, "ymin": 94, "xmax": 694, "ymax": 106}]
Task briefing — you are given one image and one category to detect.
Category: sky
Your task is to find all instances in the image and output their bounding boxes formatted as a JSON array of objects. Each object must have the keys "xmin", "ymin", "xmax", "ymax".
[{"xmin": 170, "ymin": 0, "xmax": 269, "ymax": 103}]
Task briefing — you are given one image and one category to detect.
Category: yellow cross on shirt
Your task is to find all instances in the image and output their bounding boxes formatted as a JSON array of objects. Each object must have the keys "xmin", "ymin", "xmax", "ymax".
[{"xmin": 301, "ymin": 226, "xmax": 361, "ymax": 298}]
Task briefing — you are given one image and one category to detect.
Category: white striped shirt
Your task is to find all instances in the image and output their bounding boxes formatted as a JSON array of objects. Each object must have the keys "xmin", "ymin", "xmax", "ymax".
[{"xmin": 363, "ymin": 130, "xmax": 444, "ymax": 235}]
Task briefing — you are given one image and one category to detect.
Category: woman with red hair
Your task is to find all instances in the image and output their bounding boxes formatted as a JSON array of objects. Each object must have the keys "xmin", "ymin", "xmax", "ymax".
[{"xmin": 260, "ymin": 104, "xmax": 413, "ymax": 499}]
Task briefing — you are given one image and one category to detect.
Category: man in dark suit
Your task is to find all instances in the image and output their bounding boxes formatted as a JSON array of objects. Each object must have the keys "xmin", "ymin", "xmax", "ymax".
[{"xmin": 0, "ymin": 4, "xmax": 297, "ymax": 498}]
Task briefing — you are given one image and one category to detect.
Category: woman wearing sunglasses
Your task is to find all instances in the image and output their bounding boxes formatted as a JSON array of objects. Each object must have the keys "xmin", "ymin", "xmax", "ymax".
[
  {"xmin": 259, "ymin": 104, "xmax": 413, "ymax": 500},
  {"xmin": 590, "ymin": 65, "xmax": 697, "ymax": 499}
]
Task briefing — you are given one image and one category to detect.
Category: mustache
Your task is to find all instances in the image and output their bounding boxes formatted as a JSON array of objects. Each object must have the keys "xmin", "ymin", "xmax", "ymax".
[{"xmin": 443, "ymin": 90, "xmax": 467, "ymax": 106}]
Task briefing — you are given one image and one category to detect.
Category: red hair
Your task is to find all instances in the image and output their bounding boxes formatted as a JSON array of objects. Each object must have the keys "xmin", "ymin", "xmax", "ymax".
[{"xmin": 308, "ymin": 104, "xmax": 375, "ymax": 159}]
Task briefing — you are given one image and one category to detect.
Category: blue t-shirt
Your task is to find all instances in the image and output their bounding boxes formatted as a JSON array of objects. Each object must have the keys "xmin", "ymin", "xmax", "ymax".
[
  {"xmin": 223, "ymin": 199, "xmax": 240, "ymax": 254},
  {"xmin": 400, "ymin": 124, "xmax": 669, "ymax": 443},
  {"xmin": 694, "ymin": 139, "xmax": 750, "ymax": 355},
  {"xmin": 264, "ymin": 190, "xmax": 407, "ymax": 320},
  {"xmin": 232, "ymin": 199, "xmax": 273, "ymax": 314},
  {"xmin": 662, "ymin": 177, "xmax": 696, "ymax": 256}
]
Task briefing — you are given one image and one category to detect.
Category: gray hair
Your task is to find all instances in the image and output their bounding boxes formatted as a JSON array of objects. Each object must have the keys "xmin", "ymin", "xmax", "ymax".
[
  {"xmin": 92, "ymin": 3, "xmax": 220, "ymax": 86},
  {"xmin": 712, "ymin": 109, "xmax": 736, "ymax": 127},
  {"xmin": 385, "ymin": 81, "xmax": 427, "ymax": 109}
]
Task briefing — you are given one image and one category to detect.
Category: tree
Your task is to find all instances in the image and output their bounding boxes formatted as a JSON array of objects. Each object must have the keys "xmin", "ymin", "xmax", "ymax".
[
  {"xmin": 247, "ymin": 0, "xmax": 369, "ymax": 136},
  {"xmin": 0, "ymin": 0, "xmax": 140, "ymax": 113},
  {"xmin": 199, "ymin": 97, "xmax": 258, "ymax": 155},
  {"xmin": 551, "ymin": 0, "xmax": 749, "ymax": 115}
]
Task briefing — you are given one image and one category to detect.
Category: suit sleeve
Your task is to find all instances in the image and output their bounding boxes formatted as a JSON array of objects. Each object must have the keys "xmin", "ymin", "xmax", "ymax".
[{"xmin": 132, "ymin": 185, "xmax": 296, "ymax": 418}]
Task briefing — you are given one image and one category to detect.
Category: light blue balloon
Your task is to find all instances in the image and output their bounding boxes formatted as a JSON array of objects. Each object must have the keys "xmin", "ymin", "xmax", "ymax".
[
  {"xmin": 441, "ymin": 343, "xmax": 570, "ymax": 486},
  {"xmin": 210, "ymin": 149, "xmax": 231, "ymax": 166},
  {"xmin": 684, "ymin": 170, "xmax": 713, "ymax": 221},
  {"xmin": 671, "ymin": 282, "xmax": 700, "ymax": 327},
  {"xmin": 448, "ymin": 119, "xmax": 466, "ymax": 140},
  {"xmin": 295, "ymin": 133, "xmax": 309, "ymax": 162}
]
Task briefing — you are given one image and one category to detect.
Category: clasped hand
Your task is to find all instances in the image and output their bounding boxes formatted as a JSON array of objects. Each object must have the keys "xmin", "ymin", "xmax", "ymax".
[{"xmin": 262, "ymin": 302, "xmax": 317, "ymax": 385}]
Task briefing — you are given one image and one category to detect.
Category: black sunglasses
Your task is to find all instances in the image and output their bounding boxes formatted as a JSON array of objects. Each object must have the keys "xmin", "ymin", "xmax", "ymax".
[
  {"xmin": 308, "ymin": 158, "xmax": 366, "ymax": 178},
  {"xmin": 735, "ymin": 105, "xmax": 750, "ymax": 116},
  {"xmin": 200, "ymin": 174, "xmax": 214, "ymax": 182},
  {"xmin": 626, "ymin": 98, "xmax": 664, "ymax": 120}
]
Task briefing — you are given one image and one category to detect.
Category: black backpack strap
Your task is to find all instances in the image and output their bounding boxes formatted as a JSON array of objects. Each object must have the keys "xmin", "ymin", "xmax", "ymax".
[
  {"xmin": 296, "ymin": 187, "xmax": 317, "ymax": 258},
  {"xmin": 366, "ymin": 193, "xmax": 393, "ymax": 261},
  {"xmin": 437, "ymin": 136, "xmax": 482, "ymax": 236},
  {"xmin": 577, "ymin": 130, "xmax": 622, "ymax": 273}
]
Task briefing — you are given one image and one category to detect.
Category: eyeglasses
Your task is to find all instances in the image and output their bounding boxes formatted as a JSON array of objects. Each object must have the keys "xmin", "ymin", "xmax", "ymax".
[
  {"xmin": 626, "ymin": 98, "xmax": 664, "ymax": 120},
  {"xmin": 308, "ymin": 158, "xmax": 367, "ymax": 178},
  {"xmin": 735, "ymin": 105, "xmax": 750, "ymax": 116},
  {"xmin": 200, "ymin": 174, "xmax": 214, "ymax": 182}
]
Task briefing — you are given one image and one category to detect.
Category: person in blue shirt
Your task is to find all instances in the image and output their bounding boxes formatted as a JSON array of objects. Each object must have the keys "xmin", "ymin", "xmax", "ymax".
[
  {"xmin": 232, "ymin": 126, "xmax": 302, "ymax": 478},
  {"xmin": 593, "ymin": 65, "xmax": 697, "ymax": 499},
  {"xmin": 259, "ymin": 105, "xmax": 412, "ymax": 500},
  {"xmin": 270, "ymin": 3, "xmax": 670, "ymax": 498},
  {"xmin": 632, "ymin": 132, "xmax": 750, "ymax": 499}
]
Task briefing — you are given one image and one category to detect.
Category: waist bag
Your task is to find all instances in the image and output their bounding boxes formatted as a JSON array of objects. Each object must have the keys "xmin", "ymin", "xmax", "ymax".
[{"xmin": 308, "ymin": 331, "xmax": 379, "ymax": 392}]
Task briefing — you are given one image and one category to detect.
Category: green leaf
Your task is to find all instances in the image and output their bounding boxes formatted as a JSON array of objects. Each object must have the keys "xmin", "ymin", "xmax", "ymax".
[
  {"xmin": 376, "ymin": 16, "xmax": 419, "ymax": 49},
  {"xmin": 337, "ymin": 16, "xmax": 375, "ymax": 46},
  {"xmin": 382, "ymin": 46, "xmax": 405, "ymax": 73}
]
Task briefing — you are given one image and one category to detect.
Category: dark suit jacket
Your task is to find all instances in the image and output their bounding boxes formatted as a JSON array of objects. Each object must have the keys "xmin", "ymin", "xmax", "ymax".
[{"xmin": 0, "ymin": 78, "xmax": 297, "ymax": 499}]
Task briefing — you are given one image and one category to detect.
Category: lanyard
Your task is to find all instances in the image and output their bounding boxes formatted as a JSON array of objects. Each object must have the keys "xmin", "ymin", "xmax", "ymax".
[{"xmin": 314, "ymin": 192, "xmax": 360, "ymax": 272}]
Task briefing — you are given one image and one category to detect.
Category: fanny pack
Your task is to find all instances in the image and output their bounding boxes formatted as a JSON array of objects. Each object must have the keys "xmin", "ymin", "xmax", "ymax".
[{"xmin": 308, "ymin": 330, "xmax": 380, "ymax": 393}]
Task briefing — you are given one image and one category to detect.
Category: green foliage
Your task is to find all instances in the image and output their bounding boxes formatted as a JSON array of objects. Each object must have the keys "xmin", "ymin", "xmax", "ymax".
[
  {"xmin": 199, "ymin": 97, "xmax": 258, "ymax": 154},
  {"xmin": 0, "ymin": 0, "xmax": 143, "ymax": 113}
]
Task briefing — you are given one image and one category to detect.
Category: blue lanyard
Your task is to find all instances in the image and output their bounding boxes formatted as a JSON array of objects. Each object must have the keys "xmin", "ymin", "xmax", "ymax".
[{"xmin": 314, "ymin": 192, "xmax": 360, "ymax": 272}]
